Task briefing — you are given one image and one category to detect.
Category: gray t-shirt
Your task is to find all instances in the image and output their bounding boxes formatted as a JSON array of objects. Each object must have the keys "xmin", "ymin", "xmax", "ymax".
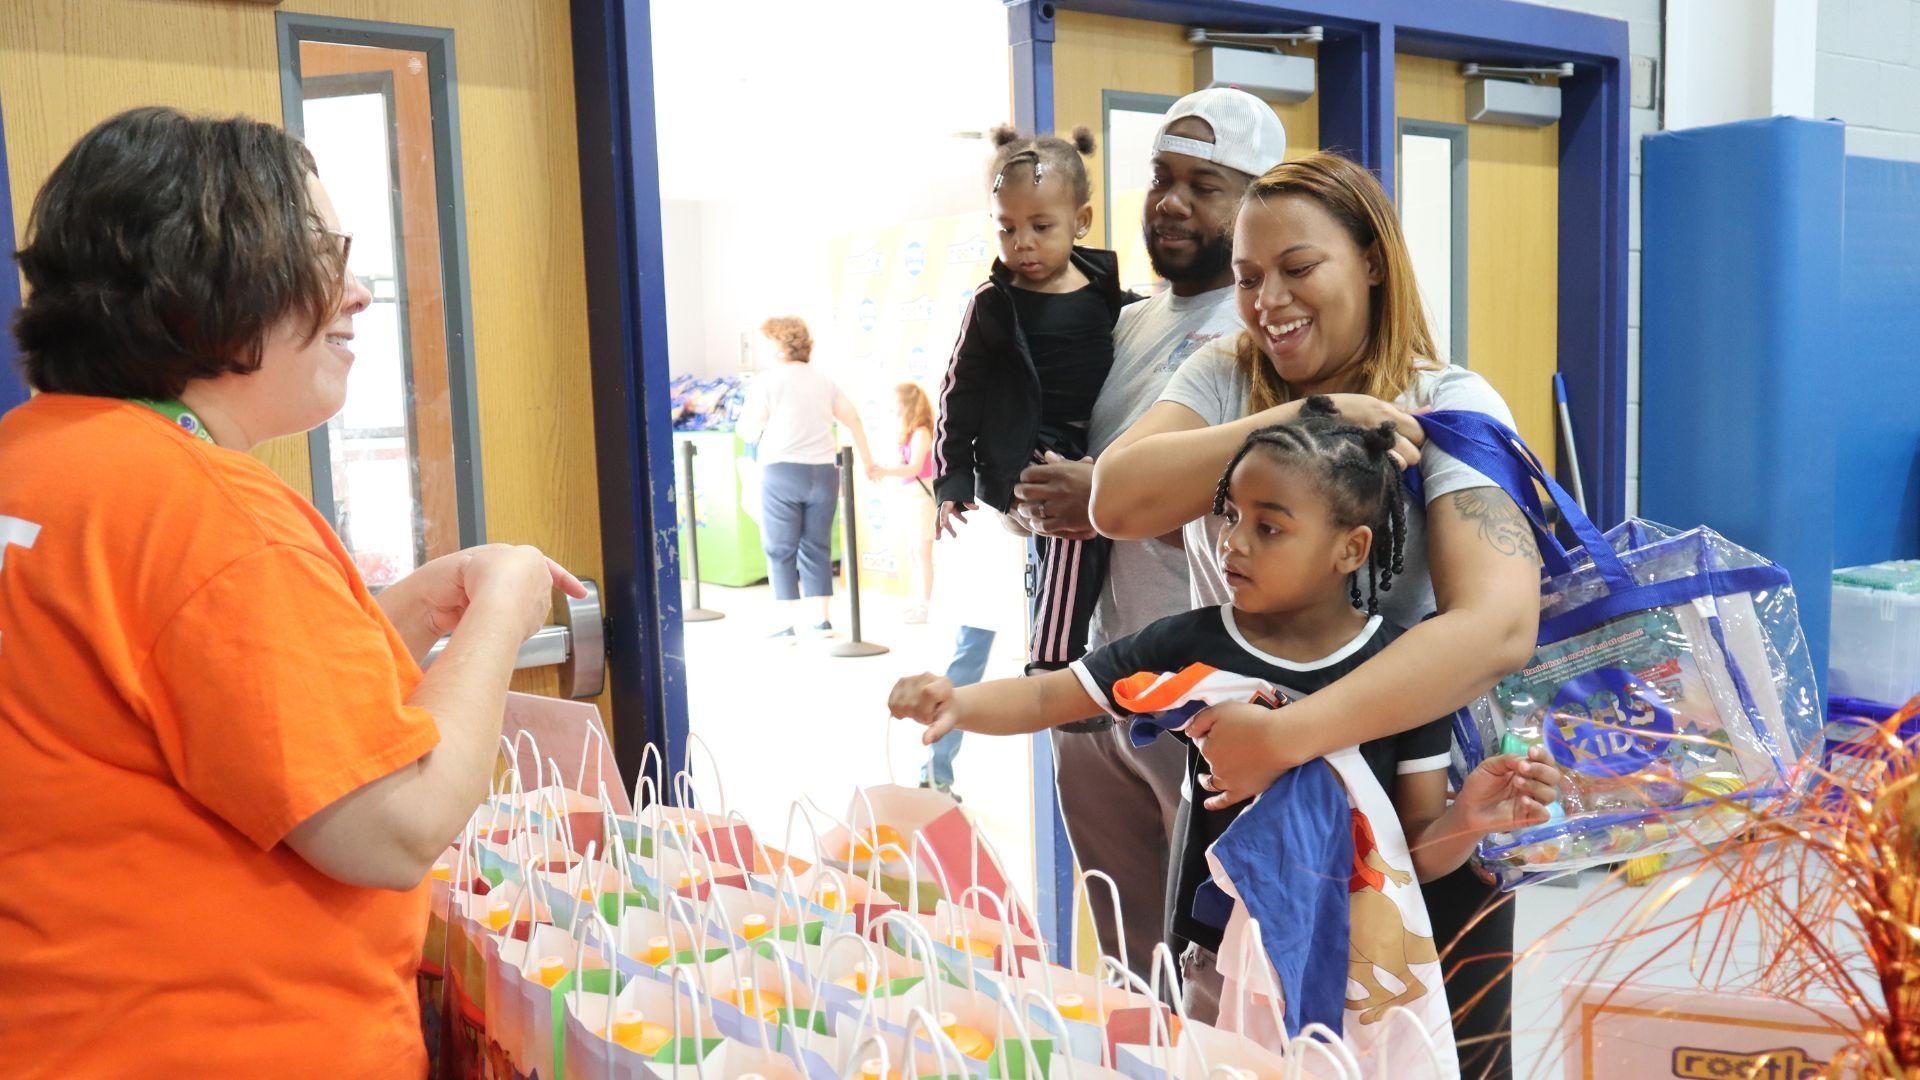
[
  {"xmin": 1085, "ymin": 287, "xmax": 1244, "ymax": 648},
  {"xmin": 1159, "ymin": 338, "xmax": 1517, "ymax": 629}
]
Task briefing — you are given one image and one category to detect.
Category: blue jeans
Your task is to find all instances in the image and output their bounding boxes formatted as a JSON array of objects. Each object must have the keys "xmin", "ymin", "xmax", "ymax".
[
  {"xmin": 922, "ymin": 625, "xmax": 995, "ymax": 789},
  {"xmin": 759, "ymin": 462, "xmax": 839, "ymax": 600}
]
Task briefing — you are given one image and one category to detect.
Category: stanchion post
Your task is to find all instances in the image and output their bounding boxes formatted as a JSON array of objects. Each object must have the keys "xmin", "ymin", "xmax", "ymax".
[
  {"xmin": 830, "ymin": 445, "xmax": 887, "ymax": 658},
  {"xmin": 679, "ymin": 439, "xmax": 723, "ymax": 622}
]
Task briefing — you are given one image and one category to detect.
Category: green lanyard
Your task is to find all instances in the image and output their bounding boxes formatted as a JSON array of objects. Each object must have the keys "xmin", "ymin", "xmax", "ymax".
[{"xmin": 132, "ymin": 398, "xmax": 214, "ymax": 445}]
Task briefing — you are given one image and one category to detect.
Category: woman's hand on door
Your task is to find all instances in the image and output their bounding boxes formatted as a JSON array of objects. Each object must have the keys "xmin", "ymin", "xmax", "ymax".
[{"xmin": 378, "ymin": 543, "xmax": 586, "ymax": 661}]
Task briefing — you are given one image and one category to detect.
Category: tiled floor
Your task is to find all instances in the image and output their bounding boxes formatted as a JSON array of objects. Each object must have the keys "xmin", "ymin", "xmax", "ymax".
[{"xmin": 684, "ymin": 581, "xmax": 1804, "ymax": 1077}]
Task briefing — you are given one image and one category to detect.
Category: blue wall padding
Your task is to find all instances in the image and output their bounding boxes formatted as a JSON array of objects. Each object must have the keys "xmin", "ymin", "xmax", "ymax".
[
  {"xmin": 1833, "ymin": 155, "xmax": 1920, "ymax": 569},
  {"xmin": 1641, "ymin": 117, "xmax": 1846, "ymax": 683}
]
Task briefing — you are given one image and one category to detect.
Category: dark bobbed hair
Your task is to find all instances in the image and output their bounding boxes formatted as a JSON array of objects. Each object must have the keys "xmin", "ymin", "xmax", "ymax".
[{"xmin": 12, "ymin": 106, "xmax": 345, "ymax": 399}]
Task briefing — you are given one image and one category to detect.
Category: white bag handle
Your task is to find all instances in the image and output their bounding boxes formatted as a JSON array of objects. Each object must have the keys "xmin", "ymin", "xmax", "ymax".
[
  {"xmin": 502, "ymin": 729, "xmax": 545, "ymax": 796},
  {"xmin": 671, "ymin": 729, "xmax": 729, "ymax": 817},
  {"xmin": 1145, "ymin": 942, "xmax": 1214, "ymax": 1077},
  {"xmin": 655, "ymin": 811, "xmax": 723, "ymax": 925},
  {"xmin": 1288, "ymin": 1023, "xmax": 1361, "ymax": 1080},
  {"xmin": 665, "ymin": 890, "xmax": 748, "ymax": 1016},
  {"xmin": 955, "ymin": 885, "xmax": 1021, "ymax": 981},
  {"xmin": 575, "ymin": 715, "xmax": 608, "ymax": 798},
  {"xmin": 900, "ymin": 1006, "xmax": 972, "ymax": 1078},
  {"xmin": 666, "ymin": 963, "xmax": 713, "ymax": 1080},
  {"xmin": 868, "ymin": 910, "xmax": 948, "ymax": 1022},
  {"xmin": 724, "ymin": 806, "xmax": 777, "ymax": 875},
  {"xmin": 840, "ymin": 1023, "xmax": 892, "ymax": 1080},
  {"xmin": 808, "ymin": 930, "xmax": 883, "ymax": 1024},
  {"xmin": 990, "ymin": 982, "xmax": 1046, "ymax": 1080},
  {"xmin": 804, "ymin": 795, "xmax": 894, "ymax": 915},
  {"xmin": 549, "ymin": 839, "xmax": 596, "ymax": 938},
  {"xmin": 633, "ymin": 738, "xmax": 665, "ymax": 816},
  {"xmin": 1081, "ymin": 869, "xmax": 1130, "ymax": 980},
  {"xmin": 1232, "ymin": 917, "xmax": 1291, "ymax": 1054},
  {"xmin": 906, "ymin": 830, "xmax": 955, "ymax": 915},
  {"xmin": 1018, "ymin": 987, "xmax": 1086, "ymax": 1077},
  {"xmin": 1379, "ymin": 1004, "xmax": 1447, "ymax": 1074}
]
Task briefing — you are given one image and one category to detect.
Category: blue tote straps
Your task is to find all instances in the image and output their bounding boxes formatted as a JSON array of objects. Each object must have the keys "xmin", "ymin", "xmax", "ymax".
[{"xmin": 1405, "ymin": 409, "xmax": 1636, "ymax": 591}]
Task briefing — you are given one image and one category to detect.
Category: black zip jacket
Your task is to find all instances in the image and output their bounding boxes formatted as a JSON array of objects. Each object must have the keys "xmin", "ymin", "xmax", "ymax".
[{"xmin": 932, "ymin": 246, "xmax": 1137, "ymax": 512}]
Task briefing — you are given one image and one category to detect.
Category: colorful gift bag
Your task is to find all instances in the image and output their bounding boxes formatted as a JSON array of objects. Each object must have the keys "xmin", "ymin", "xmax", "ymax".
[
  {"xmin": 889, "ymin": 899, "xmax": 1040, "ymax": 992},
  {"xmin": 625, "ymin": 840, "xmax": 751, "ymax": 904},
  {"xmin": 628, "ymin": 803, "xmax": 760, "ymax": 868},
  {"xmin": 695, "ymin": 944, "xmax": 824, "ymax": 1046},
  {"xmin": 746, "ymin": 866, "xmax": 863, "ymax": 937},
  {"xmin": 487, "ymin": 921, "xmax": 578, "ymax": 1080},
  {"xmin": 703, "ymin": 882, "xmax": 825, "ymax": 950},
  {"xmin": 827, "ymin": 786, "xmax": 1026, "ymax": 931},
  {"xmin": 1408, "ymin": 411, "xmax": 1824, "ymax": 886},
  {"xmin": 559, "ymin": 963, "xmax": 725, "ymax": 1080},
  {"xmin": 1006, "ymin": 958, "xmax": 1169, "ymax": 1068},
  {"xmin": 766, "ymin": 862, "xmax": 902, "ymax": 934},
  {"xmin": 1113, "ymin": 1018, "xmax": 1295, "ymax": 1080},
  {"xmin": 819, "ymin": 1010, "xmax": 976, "ymax": 1080},
  {"xmin": 865, "ymin": 980, "xmax": 1052, "ymax": 1077},
  {"xmin": 604, "ymin": 899, "xmax": 737, "ymax": 984},
  {"xmin": 799, "ymin": 931, "xmax": 931, "ymax": 1029}
]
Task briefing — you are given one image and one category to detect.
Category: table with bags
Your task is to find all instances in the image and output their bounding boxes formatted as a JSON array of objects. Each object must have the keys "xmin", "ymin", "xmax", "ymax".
[{"xmin": 416, "ymin": 721, "xmax": 1458, "ymax": 1080}]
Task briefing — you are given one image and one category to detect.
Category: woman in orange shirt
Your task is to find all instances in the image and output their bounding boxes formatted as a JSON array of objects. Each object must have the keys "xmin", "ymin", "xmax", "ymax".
[{"xmin": 0, "ymin": 107, "xmax": 583, "ymax": 1076}]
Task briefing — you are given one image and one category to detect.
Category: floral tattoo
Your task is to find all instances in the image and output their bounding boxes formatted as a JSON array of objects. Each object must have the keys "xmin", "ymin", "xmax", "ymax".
[{"xmin": 1449, "ymin": 489, "xmax": 1540, "ymax": 561}]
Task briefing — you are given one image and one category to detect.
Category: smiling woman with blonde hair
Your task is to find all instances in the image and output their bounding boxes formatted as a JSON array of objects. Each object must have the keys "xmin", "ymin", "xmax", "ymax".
[{"xmin": 1090, "ymin": 150, "xmax": 1541, "ymax": 1075}]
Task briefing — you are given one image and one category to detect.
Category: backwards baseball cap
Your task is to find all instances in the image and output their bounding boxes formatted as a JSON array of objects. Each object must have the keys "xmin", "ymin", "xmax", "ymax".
[{"xmin": 1154, "ymin": 87, "xmax": 1289, "ymax": 180}]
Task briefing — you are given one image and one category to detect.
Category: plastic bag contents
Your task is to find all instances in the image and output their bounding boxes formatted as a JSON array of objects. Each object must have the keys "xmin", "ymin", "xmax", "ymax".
[{"xmin": 1464, "ymin": 519, "xmax": 1825, "ymax": 887}]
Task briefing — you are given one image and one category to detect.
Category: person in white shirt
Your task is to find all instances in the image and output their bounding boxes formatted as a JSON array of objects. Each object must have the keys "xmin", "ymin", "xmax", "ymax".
[{"xmin": 737, "ymin": 316, "xmax": 878, "ymax": 638}]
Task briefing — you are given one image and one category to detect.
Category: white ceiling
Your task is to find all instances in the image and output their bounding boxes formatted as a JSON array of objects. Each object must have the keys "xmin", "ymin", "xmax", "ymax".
[{"xmin": 648, "ymin": 0, "xmax": 1013, "ymax": 208}]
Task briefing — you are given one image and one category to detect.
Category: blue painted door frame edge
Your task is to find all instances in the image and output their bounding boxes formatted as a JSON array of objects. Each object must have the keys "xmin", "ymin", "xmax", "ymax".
[
  {"xmin": 0, "ymin": 6, "xmax": 690, "ymax": 793},
  {"xmin": 0, "ymin": 94, "xmax": 24, "ymax": 414},
  {"xmin": 1006, "ymin": 0, "xmax": 1631, "ymax": 958},
  {"xmin": 572, "ymin": 0, "xmax": 692, "ymax": 795}
]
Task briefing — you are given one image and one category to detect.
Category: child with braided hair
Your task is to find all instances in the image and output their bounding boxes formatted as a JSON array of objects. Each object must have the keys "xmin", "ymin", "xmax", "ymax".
[
  {"xmin": 892, "ymin": 398, "xmax": 1559, "ymax": 1015},
  {"xmin": 934, "ymin": 125, "xmax": 1138, "ymax": 672}
]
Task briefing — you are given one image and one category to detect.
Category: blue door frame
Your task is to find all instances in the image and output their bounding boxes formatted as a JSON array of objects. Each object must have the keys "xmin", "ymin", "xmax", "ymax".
[
  {"xmin": 571, "ymin": 0, "xmax": 692, "ymax": 793},
  {"xmin": 0, "ymin": 96, "xmax": 25, "ymax": 415},
  {"xmin": 0, "ymin": 3, "xmax": 691, "ymax": 792},
  {"xmin": 1009, "ymin": 0, "xmax": 1631, "ymax": 955}
]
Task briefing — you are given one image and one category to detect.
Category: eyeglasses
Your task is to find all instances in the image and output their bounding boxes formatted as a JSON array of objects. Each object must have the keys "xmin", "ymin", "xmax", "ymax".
[{"xmin": 322, "ymin": 228, "xmax": 354, "ymax": 267}]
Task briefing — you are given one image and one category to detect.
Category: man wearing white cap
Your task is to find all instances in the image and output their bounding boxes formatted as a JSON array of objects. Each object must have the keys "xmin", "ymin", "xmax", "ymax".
[{"xmin": 1008, "ymin": 88, "xmax": 1288, "ymax": 983}]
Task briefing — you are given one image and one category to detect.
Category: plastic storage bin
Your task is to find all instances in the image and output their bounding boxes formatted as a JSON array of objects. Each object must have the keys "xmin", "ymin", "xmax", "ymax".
[{"xmin": 1828, "ymin": 561, "xmax": 1920, "ymax": 706}]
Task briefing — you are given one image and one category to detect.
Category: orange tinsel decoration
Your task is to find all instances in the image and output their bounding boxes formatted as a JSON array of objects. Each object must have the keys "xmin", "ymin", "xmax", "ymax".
[{"xmin": 1545, "ymin": 696, "xmax": 1919, "ymax": 1077}]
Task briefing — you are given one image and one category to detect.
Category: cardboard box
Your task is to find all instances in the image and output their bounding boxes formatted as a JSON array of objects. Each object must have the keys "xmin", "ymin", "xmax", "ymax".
[{"xmin": 1564, "ymin": 981, "xmax": 1857, "ymax": 1079}]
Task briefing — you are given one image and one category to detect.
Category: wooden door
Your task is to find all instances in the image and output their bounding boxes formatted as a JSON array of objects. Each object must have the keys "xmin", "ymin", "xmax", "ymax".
[
  {"xmin": 1395, "ymin": 53, "xmax": 1560, "ymax": 468},
  {"xmin": 0, "ymin": 0, "xmax": 608, "ymax": 711}
]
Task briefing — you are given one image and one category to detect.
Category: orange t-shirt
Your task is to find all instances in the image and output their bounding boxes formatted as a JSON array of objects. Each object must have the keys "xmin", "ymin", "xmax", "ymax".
[{"xmin": 0, "ymin": 395, "xmax": 442, "ymax": 1077}]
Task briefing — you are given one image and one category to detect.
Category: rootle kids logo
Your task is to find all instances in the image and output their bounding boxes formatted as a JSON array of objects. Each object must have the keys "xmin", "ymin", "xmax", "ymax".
[
  {"xmin": 1545, "ymin": 667, "xmax": 1675, "ymax": 776},
  {"xmin": 1671, "ymin": 1044, "xmax": 1827, "ymax": 1078}
]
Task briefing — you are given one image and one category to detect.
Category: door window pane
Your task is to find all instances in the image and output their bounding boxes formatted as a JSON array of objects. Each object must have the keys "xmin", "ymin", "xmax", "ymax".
[
  {"xmin": 292, "ymin": 38, "xmax": 477, "ymax": 587},
  {"xmin": 1398, "ymin": 126, "xmax": 1468, "ymax": 365},
  {"xmin": 1104, "ymin": 93, "xmax": 1179, "ymax": 296}
]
